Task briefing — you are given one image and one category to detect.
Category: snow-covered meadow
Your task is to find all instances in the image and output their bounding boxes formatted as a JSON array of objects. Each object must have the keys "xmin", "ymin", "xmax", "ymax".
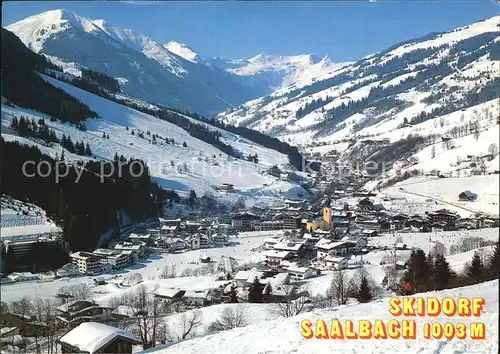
[{"xmin": 144, "ymin": 280, "xmax": 499, "ymax": 354}]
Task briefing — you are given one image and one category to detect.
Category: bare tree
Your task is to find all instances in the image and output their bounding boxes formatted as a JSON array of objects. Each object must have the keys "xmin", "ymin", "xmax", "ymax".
[
  {"xmin": 57, "ymin": 283, "xmax": 91, "ymax": 301},
  {"xmin": 125, "ymin": 284, "xmax": 168, "ymax": 349},
  {"xmin": 431, "ymin": 145, "xmax": 436, "ymax": 158},
  {"xmin": 430, "ymin": 241, "xmax": 446, "ymax": 257},
  {"xmin": 179, "ymin": 310, "xmax": 202, "ymax": 340},
  {"xmin": 208, "ymin": 306, "xmax": 248, "ymax": 333},
  {"xmin": 274, "ymin": 285, "xmax": 308, "ymax": 318},
  {"xmin": 328, "ymin": 269, "xmax": 352, "ymax": 306},
  {"xmin": 488, "ymin": 143, "xmax": 499, "ymax": 159}
]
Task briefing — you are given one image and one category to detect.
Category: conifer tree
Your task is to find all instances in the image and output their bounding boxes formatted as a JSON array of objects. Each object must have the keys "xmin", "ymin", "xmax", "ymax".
[
  {"xmin": 487, "ymin": 242, "xmax": 499, "ymax": 279},
  {"xmin": 432, "ymin": 253, "xmax": 455, "ymax": 290},
  {"xmin": 357, "ymin": 272, "xmax": 373, "ymax": 303},
  {"xmin": 466, "ymin": 252, "xmax": 484, "ymax": 283},
  {"xmin": 228, "ymin": 284, "xmax": 238, "ymax": 303},
  {"xmin": 248, "ymin": 276, "xmax": 263, "ymax": 303}
]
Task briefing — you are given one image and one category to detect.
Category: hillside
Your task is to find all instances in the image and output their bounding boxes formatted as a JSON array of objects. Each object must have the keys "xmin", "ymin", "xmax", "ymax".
[
  {"xmin": 219, "ymin": 16, "xmax": 500, "ymax": 185},
  {"xmin": 144, "ymin": 280, "xmax": 499, "ymax": 354}
]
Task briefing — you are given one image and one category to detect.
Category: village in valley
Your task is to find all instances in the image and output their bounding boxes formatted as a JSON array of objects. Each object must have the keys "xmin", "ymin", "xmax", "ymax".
[
  {"xmin": 1, "ymin": 151, "xmax": 498, "ymax": 352},
  {"xmin": 1, "ymin": 3, "xmax": 500, "ymax": 353}
]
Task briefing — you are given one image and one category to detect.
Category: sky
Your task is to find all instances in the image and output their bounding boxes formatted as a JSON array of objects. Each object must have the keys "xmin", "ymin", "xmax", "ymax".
[{"xmin": 2, "ymin": 1, "xmax": 499, "ymax": 61}]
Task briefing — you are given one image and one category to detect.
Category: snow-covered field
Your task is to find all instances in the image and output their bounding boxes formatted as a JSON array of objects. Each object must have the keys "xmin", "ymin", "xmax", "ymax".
[
  {"xmin": 368, "ymin": 228, "xmax": 499, "ymax": 252},
  {"xmin": 0, "ymin": 231, "xmax": 270, "ymax": 303},
  {"xmin": 145, "ymin": 280, "xmax": 499, "ymax": 354},
  {"xmin": 380, "ymin": 175, "xmax": 500, "ymax": 217}
]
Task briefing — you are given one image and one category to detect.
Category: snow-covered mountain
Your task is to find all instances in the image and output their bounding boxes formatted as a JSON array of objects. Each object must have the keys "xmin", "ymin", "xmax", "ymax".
[
  {"xmin": 220, "ymin": 16, "xmax": 499, "ymax": 144},
  {"xmin": 5, "ymin": 10, "xmax": 266, "ymax": 116},
  {"xmin": 219, "ymin": 16, "xmax": 500, "ymax": 184},
  {"xmin": 6, "ymin": 9, "xmax": 342, "ymax": 115},
  {"xmin": 206, "ymin": 53, "xmax": 349, "ymax": 91}
]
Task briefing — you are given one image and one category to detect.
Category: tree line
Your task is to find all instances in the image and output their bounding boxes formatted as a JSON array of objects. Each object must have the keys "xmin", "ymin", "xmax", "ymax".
[
  {"xmin": 1, "ymin": 138, "xmax": 176, "ymax": 251},
  {"xmin": 10, "ymin": 116, "xmax": 92, "ymax": 157}
]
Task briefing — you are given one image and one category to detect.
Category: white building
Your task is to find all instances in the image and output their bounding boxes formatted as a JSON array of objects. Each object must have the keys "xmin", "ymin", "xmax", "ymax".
[
  {"xmin": 154, "ymin": 288, "xmax": 185, "ymax": 303},
  {"xmin": 183, "ymin": 290, "xmax": 209, "ymax": 307},
  {"xmin": 324, "ymin": 256, "xmax": 348, "ymax": 270},
  {"xmin": 70, "ymin": 251, "xmax": 101, "ymax": 275},
  {"xmin": 286, "ymin": 266, "xmax": 315, "ymax": 281},
  {"xmin": 262, "ymin": 250, "xmax": 292, "ymax": 265},
  {"xmin": 315, "ymin": 239, "xmax": 357, "ymax": 259}
]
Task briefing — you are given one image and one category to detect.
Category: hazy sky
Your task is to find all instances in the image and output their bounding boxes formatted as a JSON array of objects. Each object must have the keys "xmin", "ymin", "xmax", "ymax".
[{"xmin": 3, "ymin": 1, "xmax": 499, "ymax": 61}]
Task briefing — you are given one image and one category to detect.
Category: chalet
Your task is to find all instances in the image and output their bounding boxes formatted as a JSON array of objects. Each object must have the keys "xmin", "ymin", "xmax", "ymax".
[
  {"xmin": 1, "ymin": 313, "xmax": 48, "ymax": 338},
  {"xmin": 200, "ymin": 255, "xmax": 212, "ymax": 263},
  {"xmin": 56, "ymin": 300, "xmax": 113, "ymax": 326},
  {"xmin": 58, "ymin": 322, "xmax": 139, "ymax": 354},
  {"xmin": 459, "ymin": 190, "xmax": 478, "ymax": 202},
  {"xmin": 286, "ymin": 266, "xmax": 315, "ymax": 281},
  {"xmin": 355, "ymin": 217, "xmax": 380, "ymax": 231},
  {"xmin": 183, "ymin": 290, "xmax": 209, "ymax": 307},
  {"xmin": 231, "ymin": 213, "xmax": 261, "ymax": 231},
  {"xmin": 273, "ymin": 240, "xmax": 306, "ymax": 257},
  {"xmin": 114, "ymin": 242, "xmax": 145, "ymax": 259},
  {"xmin": 341, "ymin": 235, "xmax": 367, "ymax": 252},
  {"xmin": 127, "ymin": 233, "xmax": 152, "ymax": 246},
  {"xmin": 187, "ymin": 234, "xmax": 200, "ymax": 249},
  {"xmin": 426, "ymin": 209, "xmax": 459, "ymax": 225},
  {"xmin": 263, "ymin": 236, "xmax": 283, "ymax": 249},
  {"xmin": 263, "ymin": 250, "xmax": 293, "ymax": 265},
  {"xmin": 430, "ymin": 221, "xmax": 455, "ymax": 232},
  {"xmin": 212, "ymin": 234, "xmax": 228, "ymax": 247},
  {"xmin": 219, "ymin": 183, "xmax": 234, "ymax": 193},
  {"xmin": 324, "ymin": 256, "xmax": 348, "ymax": 270},
  {"xmin": 153, "ymin": 288, "xmax": 185, "ymax": 303},
  {"xmin": 161, "ymin": 225, "xmax": 179, "ymax": 237},
  {"xmin": 159, "ymin": 218, "xmax": 182, "ymax": 227},
  {"xmin": 233, "ymin": 267, "xmax": 265, "ymax": 288},
  {"xmin": 315, "ymin": 239, "xmax": 357, "ymax": 259}
]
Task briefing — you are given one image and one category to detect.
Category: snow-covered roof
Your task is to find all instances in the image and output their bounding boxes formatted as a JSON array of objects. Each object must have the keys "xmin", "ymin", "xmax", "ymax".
[
  {"xmin": 59, "ymin": 322, "xmax": 138, "ymax": 354},
  {"xmin": 273, "ymin": 241, "xmax": 303, "ymax": 252},
  {"xmin": 161, "ymin": 225, "xmax": 178, "ymax": 230},
  {"xmin": 184, "ymin": 290, "xmax": 208, "ymax": 299},
  {"xmin": 233, "ymin": 270, "xmax": 250, "ymax": 281},
  {"xmin": 262, "ymin": 250, "xmax": 292, "ymax": 259},
  {"xmin": 286, "ymin": 266, "xmax": 312, "ymax": 274},
  {"xmin": 324, "ymin": 256, "xmax": 347, "ymax": 263},
  {"xmin": 154, "ymin": 287, "xmax": 183, "ymax": 298}
]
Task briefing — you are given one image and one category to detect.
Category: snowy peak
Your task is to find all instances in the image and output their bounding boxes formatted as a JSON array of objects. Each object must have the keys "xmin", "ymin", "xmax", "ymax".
[
  {"xmin": 164, "ymin": 41, "xmax": 199, "ymax": 62},
  {"xmin": 6, "ymin": 9, "xmax": 106, "ymax": 52}
]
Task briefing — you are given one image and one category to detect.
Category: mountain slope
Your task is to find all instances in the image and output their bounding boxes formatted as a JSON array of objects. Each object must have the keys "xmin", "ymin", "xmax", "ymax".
[
  {"xmin": 220, "ymin": 16, "xmax": 500, "ymax": 145},
  {"xmin": 1, "ymin": 29, "xmax": 309, "ymax": 208}
]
